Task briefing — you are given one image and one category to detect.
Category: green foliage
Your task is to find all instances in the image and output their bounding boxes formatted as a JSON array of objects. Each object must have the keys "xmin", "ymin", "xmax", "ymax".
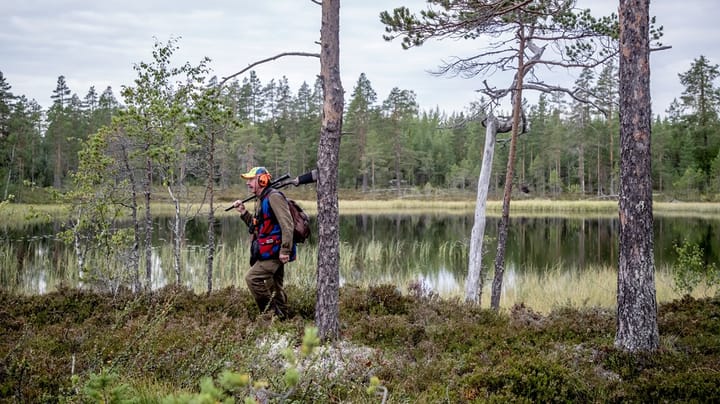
[
  {"xmin": 1, "ymin": 287, "xmax": 720, "ymax": 402},
  {"xmin": 673, "ymin": 166, "xmax": 706, "ymax": 196},
  {"xmin": 82, "ymin": 369, "xmax": 137, "ymax": 404},
  {"xmin": 672, "ymin": 239, "xmax": 720, "ymax": 295},
  {"xmin": 463, "ymin": 356, "xmax": 594, "ymax": 402},
  {"xmin": 4, "ymin": 54, "xmax": 720, "ymax": 200},
  {"xmin": 163, "ymin": 326, "xmax": 321, "ymax": 403}
]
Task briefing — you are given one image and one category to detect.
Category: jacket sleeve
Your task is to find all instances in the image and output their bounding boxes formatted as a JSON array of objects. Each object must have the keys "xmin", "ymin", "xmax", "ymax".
[
  {"xmin": 268, "ymin": 192, "xmax": 294, "ymax": 255},
  {"xmin": 240, "ymin": 210, "xmax": 253, "ymax": 228}
]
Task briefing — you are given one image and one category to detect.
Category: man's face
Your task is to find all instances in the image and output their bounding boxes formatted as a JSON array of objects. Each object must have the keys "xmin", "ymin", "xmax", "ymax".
[{"xmin": 246, "ymin": 176, "xmax": 260, "ymax": 195}]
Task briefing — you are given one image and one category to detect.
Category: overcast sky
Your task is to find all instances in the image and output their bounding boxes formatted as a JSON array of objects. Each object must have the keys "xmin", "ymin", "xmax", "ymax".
[{"xmin": 1, "ymin": 1, "xmax": 718, "ymax": 117}]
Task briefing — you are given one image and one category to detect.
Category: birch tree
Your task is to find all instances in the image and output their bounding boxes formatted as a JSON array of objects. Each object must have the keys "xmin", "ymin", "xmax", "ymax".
[{"xmin": 120, "ymin": 37, "xmax": 211, "ymax": 289}]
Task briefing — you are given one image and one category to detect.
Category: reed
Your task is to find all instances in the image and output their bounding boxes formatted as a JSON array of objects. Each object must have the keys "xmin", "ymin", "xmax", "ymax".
[
  {"xmin": 3, "ymin": 241, "xmax": 715, "ymax": 314},
  {"xmin": 7, "ymin": 199, "xmax": 720, "ymax": 221},
  {"xmin": 498, "ymin": 264, "xmax": 718, "ymax": 314}
]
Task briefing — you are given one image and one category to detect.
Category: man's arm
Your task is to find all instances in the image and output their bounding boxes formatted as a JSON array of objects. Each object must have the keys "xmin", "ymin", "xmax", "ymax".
[
  {"xmin": 232, "ymin": 201, "xmax": 254, "ymax": 227},
  {"xmin": 268, "ymin": 191, "xmax": 294, "ymax": 256}
]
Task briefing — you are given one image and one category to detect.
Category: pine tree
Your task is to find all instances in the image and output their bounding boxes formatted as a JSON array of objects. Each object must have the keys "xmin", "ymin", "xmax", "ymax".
[
  {"xmin": 677, "ymin": 56, "xmax": 720, "ymax": 186},
  {"xmin": 47, "ymin": 75, "xmax": 73, "ymax": 187},
  {"xmin": 382, "ymin": 87, "xmax": 418, "ymax": 194},
  {"xmin": 0, "ymin": 71, "xmax": 13, "ymax": 140},
  {"xmin": 342, "ymin": 73, "xmax": 378, "ymax": 191},
  {"xmin": 615, "ymin": 0, "xmax": 659, "ymax": 352}
]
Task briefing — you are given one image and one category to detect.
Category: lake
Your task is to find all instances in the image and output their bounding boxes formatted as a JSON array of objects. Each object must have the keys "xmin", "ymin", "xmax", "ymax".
[{"xmin": 2, "ymin": 212, "xmax": 718, "ymax": 304}]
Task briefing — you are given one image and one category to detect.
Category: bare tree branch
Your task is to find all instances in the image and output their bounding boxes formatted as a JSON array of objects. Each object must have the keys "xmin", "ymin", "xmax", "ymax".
[
  {"xmin": 524, "ymin": 81, "xmax": 611, "ymax": 117},
  {"xmin": 217, "ymin": 52, "xmax": 320, "ymax": 88}
]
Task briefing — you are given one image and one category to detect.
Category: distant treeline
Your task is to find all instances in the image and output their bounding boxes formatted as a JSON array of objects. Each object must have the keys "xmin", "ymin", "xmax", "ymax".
[{"xmin": 1, "ymin": 54, "xmax": 719, "ymax": 202}]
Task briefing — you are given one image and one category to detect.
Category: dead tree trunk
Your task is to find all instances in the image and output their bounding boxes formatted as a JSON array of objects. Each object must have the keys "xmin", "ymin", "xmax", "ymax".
[
  {"xmin": 615, "ymin": 0, "xmax": 659, "ymax": 352},
  {"xmin": 316, "ymin": 0, "xmax": 343, "ymax": 342},
  {"xmin": 465, "ymin": 114, "xmax": 499, "ymax": 304}
]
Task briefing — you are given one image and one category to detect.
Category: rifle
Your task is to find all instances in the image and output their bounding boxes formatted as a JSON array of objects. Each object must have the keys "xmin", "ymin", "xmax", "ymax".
[{"xmin": 224, "ymin": 169, "xmax": 318, "ymax": 211}]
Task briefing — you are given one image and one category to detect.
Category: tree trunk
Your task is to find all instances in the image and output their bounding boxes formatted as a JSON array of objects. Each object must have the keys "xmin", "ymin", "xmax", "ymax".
[
  {"xmin": 490, "ymin": 31, "xmax": 526, "ymax": 311},
  {"xmin": 316, "ymin": 0, "xmax": 343, "ymax": 342},
  {"xmin": 579, "ymin": 143, "xmax": 585, "ymax": 193},
  {"xmin": 54, "ymin": 141, "xmax": 62, "ymax": 188},
  {"xmin": 144, "ymin": 155, "xmax": 153, "ymax": 289},
  {"xmin": 3, "ymin": 144, "xmax": 14, "ymax": 200},
  {"xmin": 206, "ymin": 131, "xmax": 216, "ymax": 294},
  {"xmin": 609, "ymin": 123, "xmax": 615, "ymax": 194},
  {"xmin": 119, "ymin": 142, "xmax": 141, "ymax": 292},
  {"xmin": 168, "ymin": 185, "xmax": 182, "ymax": 285},
  {"xmin": 465, "ymin": 115, "xmax": 497, "ymax": 304},
  {"xmin": 615, "ymin": 0, "xmax": 659, "ymax": 352}
]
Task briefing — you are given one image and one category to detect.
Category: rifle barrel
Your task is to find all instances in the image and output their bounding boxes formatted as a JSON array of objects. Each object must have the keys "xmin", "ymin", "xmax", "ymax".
[{"xmin": 224, "ymin": 174, "xmax": 291, "ymax": 211}]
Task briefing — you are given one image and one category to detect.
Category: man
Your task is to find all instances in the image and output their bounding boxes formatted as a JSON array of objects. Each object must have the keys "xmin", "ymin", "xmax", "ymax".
[{"xmin": 231, "ymin": 166, "xmax": 295, "ymax": 319}]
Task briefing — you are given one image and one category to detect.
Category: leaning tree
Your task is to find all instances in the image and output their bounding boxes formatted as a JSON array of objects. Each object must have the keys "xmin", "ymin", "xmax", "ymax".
[{"xmin": 381, "ymin": 0, "xmax": 618, "ymax": 308}]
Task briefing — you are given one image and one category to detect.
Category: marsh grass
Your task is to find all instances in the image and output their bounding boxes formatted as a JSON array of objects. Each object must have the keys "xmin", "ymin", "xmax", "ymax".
[
  {"xmin": 503, "ymin": 264, "xmax": 717, "ymax": 314},
  {"xmin": 4, "ymin": 199, "xmax": 719, "ymax": 310},
  {"xmin": 7, "ymin": 198, "xmax": 720, "ymax": 219},
  {"xmin": 6, "ymin": 239, "xmax": 715, "ymax": 315}
]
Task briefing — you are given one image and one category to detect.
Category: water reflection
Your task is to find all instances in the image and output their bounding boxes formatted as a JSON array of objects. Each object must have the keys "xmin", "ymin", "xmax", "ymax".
[{"xmin": 2, "ymin": 214, "xmax": 719, "ymax": 295}]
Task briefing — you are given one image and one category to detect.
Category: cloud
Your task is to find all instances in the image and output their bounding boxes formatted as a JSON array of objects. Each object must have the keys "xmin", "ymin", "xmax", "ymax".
[{"xmin": 1, "ymin": 0, "xmax": 717, "ymax": 117}]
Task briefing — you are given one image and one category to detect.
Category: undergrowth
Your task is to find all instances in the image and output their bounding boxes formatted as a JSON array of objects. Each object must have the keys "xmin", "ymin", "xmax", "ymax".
[{"xmin": 1, "ymin": 285, "xmax": 718, "ymax": 402}]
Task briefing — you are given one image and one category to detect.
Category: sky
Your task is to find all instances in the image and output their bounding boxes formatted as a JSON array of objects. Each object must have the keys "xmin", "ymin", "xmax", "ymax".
[{"xmin": 1, "ymin": 0, "xmax": 718, "ymax": 117}]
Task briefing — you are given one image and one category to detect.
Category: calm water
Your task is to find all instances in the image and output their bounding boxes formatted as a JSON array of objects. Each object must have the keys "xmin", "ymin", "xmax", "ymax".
[{"xmin": 2, "ymin": 214, "xmax": 719, "ymax": 295}]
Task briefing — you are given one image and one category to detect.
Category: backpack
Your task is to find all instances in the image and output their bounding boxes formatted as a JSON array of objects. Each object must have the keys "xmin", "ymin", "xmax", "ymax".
[
  {"xmin": 287, "ymin": 198, "xmax": 311, "ymax": 243},
  {"xmin": 269, "ymin": 189, "xmax": 311, "ymax": 244}
]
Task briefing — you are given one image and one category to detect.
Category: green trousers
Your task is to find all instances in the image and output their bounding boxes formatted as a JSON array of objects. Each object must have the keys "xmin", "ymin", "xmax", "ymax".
[{"xmin": 245, "ymin": 258, "xmax": 288, "ymax": 318}]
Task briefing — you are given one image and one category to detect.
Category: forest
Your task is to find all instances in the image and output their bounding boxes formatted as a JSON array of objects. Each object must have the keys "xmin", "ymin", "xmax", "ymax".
[
  {"xmin": 2, "ymin": 2, "xmax": 720, "ymax": 401},
  {"xmin": 1, "ymin": 51, "xmax": 719, "ymax": 203}
]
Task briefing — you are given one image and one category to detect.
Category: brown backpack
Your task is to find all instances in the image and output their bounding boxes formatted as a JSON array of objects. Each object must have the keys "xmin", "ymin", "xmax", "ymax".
[
  {"xmin": 271, "ymin": 190, "xmax": 311, "ymax": 244},
  {"xmin": 287, "ymin": 198, "xmax": 311, "ymax": 243}
]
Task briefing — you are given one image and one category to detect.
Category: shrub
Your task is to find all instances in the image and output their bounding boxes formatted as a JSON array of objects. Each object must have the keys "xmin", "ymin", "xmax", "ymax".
[{"xmin": 673, "ymin": 239, "xmax": 720, "ymax": 295}]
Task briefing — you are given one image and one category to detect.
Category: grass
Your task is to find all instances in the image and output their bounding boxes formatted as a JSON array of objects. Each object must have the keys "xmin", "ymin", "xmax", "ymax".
[
  {"xmin": 502, "ymin": 264, "xmax": 718, "ymax": 314},
  {"xmin": 3, "ymin": 230, "xmax": 716, "ymax": 315},
  {"xmin": 7, "ymin": 197, "xmax": 720, "ymax": 220},
  {"xmin": 1, "ymin": 286, "xmax": 718, "ymax": 402}
]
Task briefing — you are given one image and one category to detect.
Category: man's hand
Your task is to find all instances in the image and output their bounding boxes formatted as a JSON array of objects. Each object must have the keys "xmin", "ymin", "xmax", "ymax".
[
  {"xmin": 233, "ymin": 200, "xmax": 246, "ymax": 214},
  {"xmin": 279, "ymin": 253, "xmax": 290, "ymax": 264}
]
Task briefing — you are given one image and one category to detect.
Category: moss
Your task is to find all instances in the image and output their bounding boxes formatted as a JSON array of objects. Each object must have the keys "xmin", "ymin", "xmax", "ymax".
[
  {"xmin": 1, "ymin": 288, "xmax": 718, "ymax": 402},
  {"xmin": 629, "ymin": 368, "xmax": 720, "ymax": 402},
  {"xmin": 462, "ymin": 356, "xmax": 596, "ymax": 403}
]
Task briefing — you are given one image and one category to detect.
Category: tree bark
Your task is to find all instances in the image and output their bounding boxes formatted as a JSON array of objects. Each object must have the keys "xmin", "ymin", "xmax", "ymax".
[
  {"xmin": 167, "ymin": 185, "xmax": 182, "ymax": 285},
  {"xmin": 206, "ymin": 130, "xmax": 216, "ymax": 294},
  {"xmin": 491, "ymin": 29, "xmax": 526, "ymax": 311},
  {"xmin": 315, "ymin": 0, "xmax": 343, "ymax": 342},
  {"xmin": 465, "ymin": 114, "xmax": 497, "ymax": 304},
  {"xmin": 144, "ymin": 154, "xmax": 153, "ymax": 290},
  {"xmin": 615, "ymin": 0, "xmax": 659, "ymax": 352},
  {"xmin": 119, "ymin": 141, "xmax": 141, "ymax": 292}
]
